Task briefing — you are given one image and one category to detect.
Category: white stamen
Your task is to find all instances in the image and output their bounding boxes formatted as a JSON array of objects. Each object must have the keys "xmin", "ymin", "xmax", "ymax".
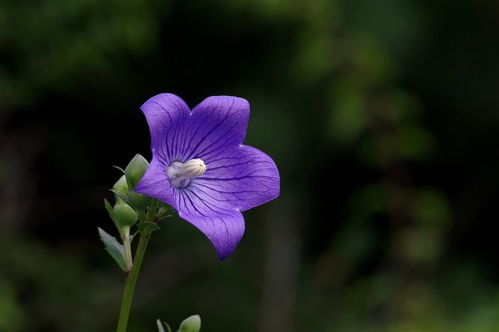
[{"xmin": 167, "ymin": 158, "xmax": 207, "ymax": 188}]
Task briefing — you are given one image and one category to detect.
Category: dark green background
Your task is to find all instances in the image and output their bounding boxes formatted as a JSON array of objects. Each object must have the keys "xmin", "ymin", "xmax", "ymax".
[{"xmin": 1, "ymin": 0, "xmax": 499, "ymax": 331}]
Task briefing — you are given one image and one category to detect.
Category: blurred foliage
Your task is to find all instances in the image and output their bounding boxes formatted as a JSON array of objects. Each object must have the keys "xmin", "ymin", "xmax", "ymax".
[
  {"xmin": 0, "ymin": 0, "xmax": 160, "ymax": 107},
  {"xmin": 1, "ymin": 0, "xmax": 499, "ymax": 331}
]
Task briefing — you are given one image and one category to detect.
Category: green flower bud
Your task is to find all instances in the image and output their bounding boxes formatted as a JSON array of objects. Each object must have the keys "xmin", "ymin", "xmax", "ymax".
[
  {"xmin": 128, "ymin": 191, "xmax": 151, "ymax": 210},
  {"xmin": 125, "ymin": 154, "xmax": 149, "ymax": 189},
  {"xmin": 113, "ymin": 175, "xmax": 128, "ymax": 203},
  {"xmin": 177, "ymin": 315, "xmax": 201, "ymax": 332},
  {"xmin": 113, "ymin": 202, "xmax": 138, "ymax": 227}
]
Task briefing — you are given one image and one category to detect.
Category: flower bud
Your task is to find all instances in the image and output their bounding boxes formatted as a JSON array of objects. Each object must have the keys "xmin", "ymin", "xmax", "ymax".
[
  {"xmin": 177, "ymin": 315, "xmax": 201, "ymax": 332},
  {"xmin": 127, "ymin": 191, "xmax": 151, "ymax": 210},
  {"xmin": 112, "ymin": 175, "xmax": 128, "ymax": 203},
  {"xmin": 125, "ymin": 154, "xmax": 149, "ymax": 189},
  {"xmin": 113, "ymin": 202, "xmax": 138, "ymax": 227}
]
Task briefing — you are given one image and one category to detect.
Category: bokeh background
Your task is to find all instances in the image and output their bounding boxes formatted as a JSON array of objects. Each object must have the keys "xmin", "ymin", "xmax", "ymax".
[{"xmin": 1, "ymin": 0, "xmax": 499, "ymax": 331}]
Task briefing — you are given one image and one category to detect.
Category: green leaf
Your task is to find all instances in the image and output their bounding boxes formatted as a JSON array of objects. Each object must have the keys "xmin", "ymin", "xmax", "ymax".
[
  {"xmin": 157, "ymin": 205, "xmax": 174, "ymax": 218},
  {"xmin": 138, "ymin": 222, "xmax": 160, "ymax": 235},
  {"xmin": 110, "ymin": 189, "xmax": 132, "ymax": 205},
  {"xmin": 146, "ymin": 199, "xmax": 160, "ymax": 221},
  {"xmin": 104, "ymin": 199, "xmax": 121, "ymax": 231},
  {"xmin": 157, "ymin": 319, "xmax": 172, "ymax": 332},
  {"xmin": 177, "ymin": 315, "xmax": 201, "ymax": 332},
  {"xmin": 97, "ymin": 227, "xmax": 126, "ymax": 271}
]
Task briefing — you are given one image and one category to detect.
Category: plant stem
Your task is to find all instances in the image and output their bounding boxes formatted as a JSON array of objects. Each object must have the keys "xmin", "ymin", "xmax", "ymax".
[
  {"xmin": 116, "ymin": 234, "xmax": 150, "ymax": 332},
  {"xmin": 122, "ymin": 227, "xmax": 133, "ymax": 272}
]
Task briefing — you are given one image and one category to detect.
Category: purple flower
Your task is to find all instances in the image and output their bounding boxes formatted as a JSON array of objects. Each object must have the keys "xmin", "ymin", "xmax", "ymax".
[{"xmin": 135, "ymin": 93, "xmax": 280, "ymax": 259}]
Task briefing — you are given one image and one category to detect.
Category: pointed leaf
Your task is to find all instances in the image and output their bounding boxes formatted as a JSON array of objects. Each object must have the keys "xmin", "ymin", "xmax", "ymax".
[
  {"xmin": 157, "ymin": 319, "xmax": 165, "ymax": 332},
  {"xmin": 110, "ymin": 189, "xmax": 132, "ymax": 205},
  {"xmin": 157, "ymin": 320, "xmax": 172, "ymax": 332},
  {"xmin": 113, "ymin": 175, "xmax": 129, "ymax": 200},
  {"xmin": 104, "ymin": 199, "xmax": 121, "ymax": 231},
  {"xmin": 113, "ymin": 165, "xmax": 126, "ymax": 173},
  {"xmin": 98, "ymin": 227, "xmax": 126, "ymax": 271}
]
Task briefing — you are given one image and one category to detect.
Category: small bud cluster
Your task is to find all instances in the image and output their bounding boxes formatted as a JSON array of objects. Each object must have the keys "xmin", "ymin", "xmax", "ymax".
[{"xmin": 101, "ymin": 154, "xmax": 172, "ymax": 272}]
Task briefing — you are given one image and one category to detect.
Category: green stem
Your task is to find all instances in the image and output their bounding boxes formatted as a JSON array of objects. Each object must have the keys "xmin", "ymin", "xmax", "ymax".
[
  {"xmin": 122, "ymin": 227, "xmax": 133, "ymax": 272},
  {"xmin": 116, "ymin": 234, "xmax": 150, "ymax": 332}
]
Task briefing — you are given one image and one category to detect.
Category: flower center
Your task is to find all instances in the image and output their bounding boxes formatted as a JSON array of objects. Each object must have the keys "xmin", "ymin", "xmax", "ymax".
[{"xmin": 167, "ymin": 158, "xmax": 207, "ymax": 188}]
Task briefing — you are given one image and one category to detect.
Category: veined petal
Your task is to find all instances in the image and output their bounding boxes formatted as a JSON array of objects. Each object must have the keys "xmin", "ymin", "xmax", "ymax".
[
  {"xmin": 140, "ymin": 93, "xmax": 190, "ymax": 163},
  {"xmin": 179, "ymin": 96, "xmax": 249, "ymax": 161},
  {"xmin": 135, "ymin": 157, "xmax": 175, "ymax": 206},
  {"xmin": 191, "ymin": 145, "xmax": 280, "ymax": 212},
  {"xmin": 176, "ymin": 189, "xmax": 244, "ymax": 260},
  {"xmin": 137, "ymin": 93, "xmax": 280, "ymax": 260}
]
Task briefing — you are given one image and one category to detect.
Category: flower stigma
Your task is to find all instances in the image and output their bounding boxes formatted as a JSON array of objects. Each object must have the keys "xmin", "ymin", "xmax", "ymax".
[{"xmin": 167, "ymin": 158, "xmax": 207, "ymax": 188}]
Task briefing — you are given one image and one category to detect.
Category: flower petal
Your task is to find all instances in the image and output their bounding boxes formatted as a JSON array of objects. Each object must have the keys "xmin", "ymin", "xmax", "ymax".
[
  {"xmin": 179, "ymin": 96, "xmax": 250, "ymax": 161},
  {"xmin": 140, "ymin": 93, "xmax": 190, "ymax": 163},
  {"xmin": 134, "ymin": 157, "xmax": 175, "ymax": 206},
  {"xmin": 175, "ymin": 189, "xmax": 244, "ymax": 260},
  {"xmin": 190, "ymin": 145, "xmax": 280, "ymax": 212}
]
